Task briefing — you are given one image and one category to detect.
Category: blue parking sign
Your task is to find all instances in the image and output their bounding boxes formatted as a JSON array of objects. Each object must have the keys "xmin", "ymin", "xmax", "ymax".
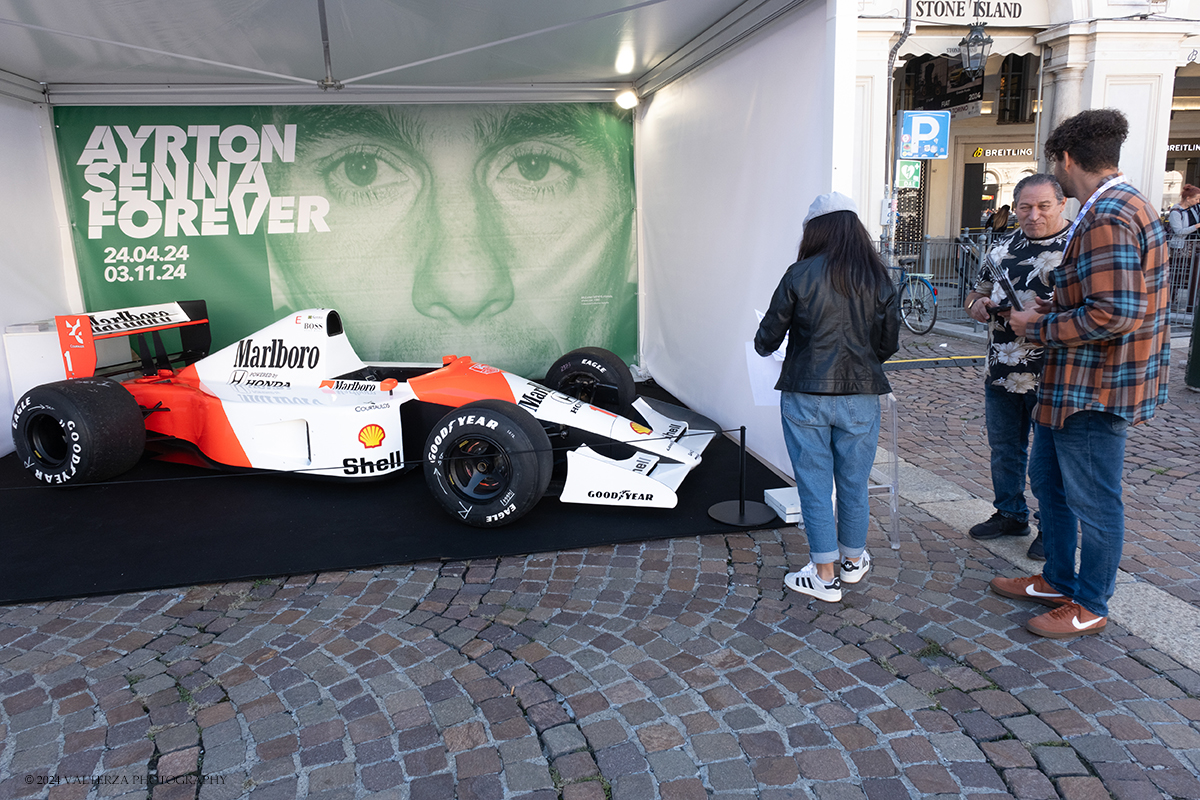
[{"xmin": 898, "ymin": 111, "xmax": 950, "ymax": 160}]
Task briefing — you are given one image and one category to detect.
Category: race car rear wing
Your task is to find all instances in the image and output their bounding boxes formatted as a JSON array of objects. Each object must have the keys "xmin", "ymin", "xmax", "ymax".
[{"xmin": 56, "ymin": 300, "xmax": 211, "ymax": 379}]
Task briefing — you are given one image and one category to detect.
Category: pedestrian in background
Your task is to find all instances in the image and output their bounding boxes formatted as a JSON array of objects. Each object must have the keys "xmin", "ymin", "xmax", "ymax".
[
  {"xmin": 1167, "ymin": 183, "xmax": 1200, "ymax": 249},
  {"xmin": 1165, "ymin": 184, "xmax": 1200, "ymax": 319},
  {"xmin": 755, "ymin": 192, "xmax": 900, "ymax": 603},
  {"xmin": 994, "ymin": 109, "xmax": 1171, "ymax": 639},
  {"xmin": 963, "ymin": 174, "xmax": 1069, "ymax": 561},
  {"xmin": 987, "ymin": 204, "xmax": 1011, "ymax": 233}
]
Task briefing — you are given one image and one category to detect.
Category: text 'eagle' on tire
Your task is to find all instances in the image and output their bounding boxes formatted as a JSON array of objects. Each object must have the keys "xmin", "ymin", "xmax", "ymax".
[
  {"xmin": 423, "ymin": 399, "xmax": 554, "ymax": 528},
  {"xmin": 12, "ymin": 378, "xmax": 146, "ymax": 484},
  {"xmin": 544, "ymin": 347, "xmax": 635, "ymax": 413}
]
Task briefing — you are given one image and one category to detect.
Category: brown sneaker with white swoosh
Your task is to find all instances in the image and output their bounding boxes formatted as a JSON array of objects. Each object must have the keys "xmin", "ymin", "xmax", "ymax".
[
  {"xmin": 988, "ymin": 575, "xmax": 1071, "ymax": 608},
  {"xmin": 1026, "ymin": 602, "xmax": 1107, "ymax": 639}
]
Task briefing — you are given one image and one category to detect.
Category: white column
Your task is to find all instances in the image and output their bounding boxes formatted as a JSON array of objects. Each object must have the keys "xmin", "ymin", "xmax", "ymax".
[
  {"xmin": 827, "ymin": 0, "xmax": 860, "ymax": 195},
  {"xmin": 856, "ymin": 19, "xmax": 905, "ymax": 238},
  {"xmin": 1047, "ymin": 66, "xmax": 1085, "ymax": 130},
  {"xmin": 1038, "ymin": 20, "xmax": 1197, "ymax": 208}
]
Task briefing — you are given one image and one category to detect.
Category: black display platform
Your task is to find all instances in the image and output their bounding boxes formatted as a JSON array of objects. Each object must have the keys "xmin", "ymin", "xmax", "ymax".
[{"xmin": 0, "ymin": 385, "xmax": 786, "ymax": 604}]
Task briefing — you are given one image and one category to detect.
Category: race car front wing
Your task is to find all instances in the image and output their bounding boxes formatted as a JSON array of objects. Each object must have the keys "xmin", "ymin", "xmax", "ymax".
[{"xmin": 558, "ymin": 397, "xmax": 717, "ymax": 508}]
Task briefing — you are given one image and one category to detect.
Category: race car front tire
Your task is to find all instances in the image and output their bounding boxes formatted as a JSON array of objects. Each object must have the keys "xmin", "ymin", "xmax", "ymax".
[
  {"xmin": 423, "ymin": 399, "xmax": 553, "ymax": 528},
  {"xmin": 12, "ymin": 378, "xmax": 146, "ymax": 485},
  {"xmin": 544, "ymin": 347, "xmax": 635, "ymax": 413}
]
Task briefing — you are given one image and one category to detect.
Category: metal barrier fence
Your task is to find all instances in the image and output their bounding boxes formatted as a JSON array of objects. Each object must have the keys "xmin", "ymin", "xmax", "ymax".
[
  {"xmin": 879, "ymin": 233, "xmax": 1198, "ymax": 327},
  {"xmin": 1169, "ymin": 238, "xmax": 1199, "ymax": 327},
  {"xmin": 878, "ymin": 235, "xmax": 994, "ymax": 324}
]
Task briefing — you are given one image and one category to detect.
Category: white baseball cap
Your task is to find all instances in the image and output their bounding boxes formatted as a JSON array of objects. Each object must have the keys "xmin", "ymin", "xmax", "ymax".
[{"xmin": 803, "ymin": 191, "xmax": 858, "ymax": 224}]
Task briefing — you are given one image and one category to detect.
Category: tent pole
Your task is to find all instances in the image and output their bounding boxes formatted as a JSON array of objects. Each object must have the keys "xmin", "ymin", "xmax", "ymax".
[
  {"xmin": 317, "ymin": 0, "xmax": 343, "ymax": 90},
  {"xmin": 882, "ymin": 0, "xmax": 912, "ymax": 251}
]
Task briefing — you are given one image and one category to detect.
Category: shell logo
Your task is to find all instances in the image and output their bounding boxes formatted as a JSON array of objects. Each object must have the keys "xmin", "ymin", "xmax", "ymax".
[
  {"xmin": 630, "ymin": 422, "xmax": 651, "ymax": 435},
  {"xmin": 358, "ymin": 424, "xmax": 386, "ymax": 448}
]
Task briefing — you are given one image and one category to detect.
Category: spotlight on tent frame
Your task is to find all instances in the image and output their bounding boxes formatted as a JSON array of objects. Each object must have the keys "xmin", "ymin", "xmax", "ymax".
[{"xmin": 615, "ymin": 90, "xmax": 639, "ymax": 109}]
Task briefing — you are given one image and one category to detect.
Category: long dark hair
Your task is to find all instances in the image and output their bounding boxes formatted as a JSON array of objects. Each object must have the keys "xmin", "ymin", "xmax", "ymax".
[{"xmin": 797, "ymin": 211, "xmax": 889, "ymax": 297}]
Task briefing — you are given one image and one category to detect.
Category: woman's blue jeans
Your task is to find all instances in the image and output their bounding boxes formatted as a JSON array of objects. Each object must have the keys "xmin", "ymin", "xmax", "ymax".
[
  {"xmin": 1029, "ymin": 412, "xmax": 1128, "ymax": 617},
  {"xmin": 780, "ymin": 392, "xmax": 881, "ymax": 565}
]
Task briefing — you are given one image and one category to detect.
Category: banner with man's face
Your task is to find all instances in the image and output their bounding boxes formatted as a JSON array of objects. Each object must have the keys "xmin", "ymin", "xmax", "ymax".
[{"xmin": 54, "ymin": 104, "xmax": 638, "ymax": 377}]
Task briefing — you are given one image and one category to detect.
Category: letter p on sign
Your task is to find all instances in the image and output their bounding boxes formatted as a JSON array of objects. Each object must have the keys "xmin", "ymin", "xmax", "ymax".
[{"xmin": 898, "ymin": 111, "xmax": 950, "ymax": 160}]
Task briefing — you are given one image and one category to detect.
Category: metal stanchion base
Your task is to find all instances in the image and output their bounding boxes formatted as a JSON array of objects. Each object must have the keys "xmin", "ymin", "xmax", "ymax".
[{"xmin": 708, "ymin": 500, "xmax": 778, "ymax": 527}]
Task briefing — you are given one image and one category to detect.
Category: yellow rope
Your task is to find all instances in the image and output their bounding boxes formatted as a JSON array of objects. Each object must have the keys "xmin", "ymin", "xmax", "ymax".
[{"xmin": 888, "ymin": 355, "xmax": 982, "ymax": 364}]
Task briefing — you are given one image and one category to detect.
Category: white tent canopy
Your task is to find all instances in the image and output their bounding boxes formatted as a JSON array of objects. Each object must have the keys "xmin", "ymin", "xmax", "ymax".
[{"xmin": 0, "ymin": 0, "xmax": 809, "ymax": 105}]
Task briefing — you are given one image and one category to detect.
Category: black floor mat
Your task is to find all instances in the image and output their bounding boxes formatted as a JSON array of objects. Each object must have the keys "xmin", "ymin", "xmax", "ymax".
[{"xmin": 0, "ymin": 385, "xmax": 786, "ymax": 604}]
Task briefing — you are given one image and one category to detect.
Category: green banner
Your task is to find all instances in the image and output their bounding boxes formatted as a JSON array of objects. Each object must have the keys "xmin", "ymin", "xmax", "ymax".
[{"xmin": 54, "ymin": 104, "xmax": 637, "ymax": 377}]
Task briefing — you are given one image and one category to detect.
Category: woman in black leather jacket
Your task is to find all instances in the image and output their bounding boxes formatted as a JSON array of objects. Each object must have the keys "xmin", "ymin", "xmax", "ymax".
[{"xmin": 754, "ymin": 192, "xmax": 900, "ymax": 602}]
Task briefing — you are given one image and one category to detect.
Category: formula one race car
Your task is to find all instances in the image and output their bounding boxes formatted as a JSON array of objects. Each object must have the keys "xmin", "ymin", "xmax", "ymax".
[{"xmin": 10, "ymin": 302, "xmax": 716, "ymax": 527}]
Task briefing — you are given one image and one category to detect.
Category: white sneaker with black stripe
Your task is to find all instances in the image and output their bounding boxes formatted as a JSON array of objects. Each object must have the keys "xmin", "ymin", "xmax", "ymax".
[
  {"xmin": 784, "ymin": 563, "xmax": 842, "ymax": 602},
  {"xmin": 839, "ymin": 550, "xmax": 871, "ymax": 584}
]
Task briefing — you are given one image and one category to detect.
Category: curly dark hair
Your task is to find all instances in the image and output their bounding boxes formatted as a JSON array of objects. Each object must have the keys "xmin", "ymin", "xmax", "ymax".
[{"xmin": 1044, "ymin": 109, "xmax": 1128, "ymax": 173}]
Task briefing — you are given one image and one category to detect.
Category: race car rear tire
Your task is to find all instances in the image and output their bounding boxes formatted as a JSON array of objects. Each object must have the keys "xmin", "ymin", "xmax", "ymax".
[
  {"xmin": 423, "ymin": 399, "xmax": 553, "ymax": 528},
  {"xmin": 12, "ymin": 378, "xmax": 146, "ymax": 485},
  {"xmin": 544, "ymin": 347, "xmax": 635, "ymax": 413}
]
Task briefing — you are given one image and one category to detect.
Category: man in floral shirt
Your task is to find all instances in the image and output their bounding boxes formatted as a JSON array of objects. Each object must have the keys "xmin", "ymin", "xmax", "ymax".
[{"xmin": 963, "ymin": 174, "xmax": 1068, "ymax": 560}]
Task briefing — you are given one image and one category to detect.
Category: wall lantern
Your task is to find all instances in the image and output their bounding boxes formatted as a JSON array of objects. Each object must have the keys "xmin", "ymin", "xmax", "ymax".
[{"xmin": 959, "ymin": 23, "xmax": 993, "ymax": 79}]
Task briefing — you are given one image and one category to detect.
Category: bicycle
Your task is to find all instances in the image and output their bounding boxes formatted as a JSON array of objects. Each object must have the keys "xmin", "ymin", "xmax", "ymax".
[
  {"xmin": 952, "ymin": 231, "xmax": 990, "ymax": 311},
  {"xmin": 892, "ymin": 256, "xmax": 938, "ymax": 334}
]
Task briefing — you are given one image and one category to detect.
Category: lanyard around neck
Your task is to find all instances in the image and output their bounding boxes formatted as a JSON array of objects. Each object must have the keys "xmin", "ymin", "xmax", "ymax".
[{"xmin": 1063, "ymin": 174, "xmax": 1126, "ymax": 254}]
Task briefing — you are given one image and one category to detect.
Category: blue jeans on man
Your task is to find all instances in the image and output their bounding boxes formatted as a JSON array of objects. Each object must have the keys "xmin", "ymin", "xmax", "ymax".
[
  {"xmin": 985, "ymin": 385, "xmax": 1038, "ymax": 521},
  {"xmin": 780, "ymin": 392, "xmax": 880, "ymax": 564},
  {"xmin": 1028, "ymin": 411, "xmax": 1129, "ymax": 618}
]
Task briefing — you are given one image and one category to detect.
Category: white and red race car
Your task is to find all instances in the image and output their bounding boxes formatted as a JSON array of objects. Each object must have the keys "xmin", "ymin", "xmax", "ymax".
[{"xmin": 10, "ymin": 302, "xmax": 716, "ymax": 527}]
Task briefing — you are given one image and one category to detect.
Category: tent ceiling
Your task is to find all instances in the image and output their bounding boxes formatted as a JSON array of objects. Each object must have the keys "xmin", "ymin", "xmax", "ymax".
[{"xmin": 0, "ymin": 0, "xmax": 809, "ymax": 105}]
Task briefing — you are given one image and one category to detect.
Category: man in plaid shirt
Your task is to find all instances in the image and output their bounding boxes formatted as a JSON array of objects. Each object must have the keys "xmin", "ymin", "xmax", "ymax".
[{"xmin": 988, "ymin": 109, "xmax": 1171, "ymax": 639}]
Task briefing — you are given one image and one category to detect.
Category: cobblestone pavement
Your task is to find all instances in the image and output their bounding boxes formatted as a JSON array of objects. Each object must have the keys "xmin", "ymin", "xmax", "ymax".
[{"xmin": 1, "ymin": 326, "xmax": 1198, "ymax": 800}]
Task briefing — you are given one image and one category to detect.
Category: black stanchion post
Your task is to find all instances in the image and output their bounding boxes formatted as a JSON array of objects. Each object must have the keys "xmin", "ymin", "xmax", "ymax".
[
  {"xmin": 709, "ymin": 425, "xmax": 778, "ymax": 527},
  {"xmin": 738, "ymin": 426, "xmax": 747, "ymax": 516}
]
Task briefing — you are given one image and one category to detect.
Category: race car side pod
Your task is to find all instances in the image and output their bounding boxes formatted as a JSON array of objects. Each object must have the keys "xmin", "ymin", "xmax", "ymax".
[
  {"xmin": 301, "ymin": 424, "xmax": 731, "ymax": 476},
  {"xmin": 707, "ymin": 426, "xmax": 777, "ymax": 527},
  {"xmin": 76, "ymin": 424, "xmax": 729, "ymax": 482},
  {"xmin": 244, "ymin": 422, "xmax": 733, "ymax": 481}
]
